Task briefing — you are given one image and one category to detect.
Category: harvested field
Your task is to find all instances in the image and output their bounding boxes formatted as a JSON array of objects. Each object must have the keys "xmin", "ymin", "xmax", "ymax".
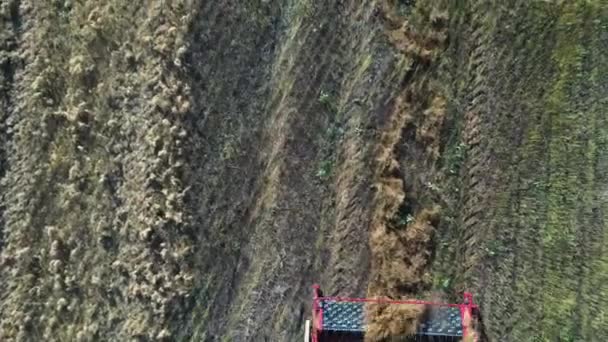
[{"xmin": 0, "ymin": 0, "xmax": 606, "ymax": 341}]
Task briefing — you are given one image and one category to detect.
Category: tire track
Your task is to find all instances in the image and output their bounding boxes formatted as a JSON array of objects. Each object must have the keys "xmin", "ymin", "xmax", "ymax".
[{"xmin": 457, "ymin": 0, "xmax": 495, "ymax": 298}]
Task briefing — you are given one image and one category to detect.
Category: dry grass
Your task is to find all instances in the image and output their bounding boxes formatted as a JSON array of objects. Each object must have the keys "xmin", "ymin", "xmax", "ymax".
[
  {"xmin": 365, "ymin": 302, "xmax": 424, "ymax": 341},
  {"xmin": 0, "ymin": 0, "xmax": 196, "ymax": 340},
  {"xmin": 365, "ymin": 1, "xmax": 449, "ymax": 340}
]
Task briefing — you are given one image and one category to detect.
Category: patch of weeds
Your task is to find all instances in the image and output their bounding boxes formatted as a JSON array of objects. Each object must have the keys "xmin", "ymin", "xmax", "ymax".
[
  {"xmin": 392, "ymin": 211, "xmax": 414, "ymax": 227},
  {"xmin": 445, "ymin": 142, "xmax": 466, "ymax": 175},
  {"xmin": 318, "ymin": 90, "xmax": 331, "ymax": 104},
  {"xmin": 433, "ymin": 275, "xmax": 452, "ymax": 293},
  {"xmin": 354, "ymin": 124, "xmax": 365, "ymax": 136},
  {"xmin": 220, "ymin": 134, "xmax": 239, "ymax": 161},
  {"xmin": 294, "ymin": 0, "xmax": 313, "ymax": 19},
  {"xmin": 425, "ymin": 181, "xmax": 440, "ymax": 192},
  {"xmin": 443, "ymin": 214, "xmax": 455, "ymax": 225},
  {"xmin": 390, "ymin": 203, "xmax": 415, "ymax": 228},
  {"xmin": 484, "ymin": 239, "xmax": 505, "ymax": 257},
  {"xmin": 282, "ymin": 0, "xmax": 312, "ymax": 28},
  {"xmin": 396, "ymin": 0, "xmax": 417, "ymax": 17},
  {"xmin": 318, "ymin": 90, "xmax": 337, "ymax": 113},
  {"xmin": 315, "ymin": 120, "xmax": 343, "ymax": 181},
  {"xmin": 558, "ymin": 326, "xmax": 575, "ymax": 342},
  {"xmin": 326, "ymin": 124, "xmax": 344, "ymax": 142},
  {"xmin": 316, "ymin": 159, "xmax": 333, "ymax": 179}
]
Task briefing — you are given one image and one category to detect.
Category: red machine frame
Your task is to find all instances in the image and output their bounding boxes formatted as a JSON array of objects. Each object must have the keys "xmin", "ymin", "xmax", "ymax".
[{"xmin": 311, "ymin": 284, "xmax": 479, "ymax": 342}]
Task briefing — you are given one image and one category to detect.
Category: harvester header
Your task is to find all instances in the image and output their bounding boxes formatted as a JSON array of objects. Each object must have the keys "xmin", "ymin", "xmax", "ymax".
[{"xmin": 306, "ymin": 285, "xmax": 480, "ymax": 342}]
